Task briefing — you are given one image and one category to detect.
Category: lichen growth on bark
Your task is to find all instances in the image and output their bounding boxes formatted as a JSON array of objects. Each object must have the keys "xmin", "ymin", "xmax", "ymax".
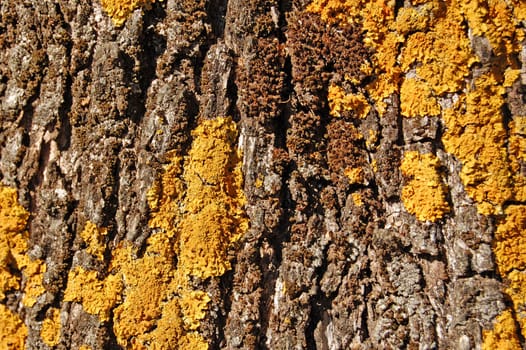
[
  {"xmin": 40, "ymin": 307, "xmax": 61, "ymax": 346},
  {"xmin": 400, "ymin": 151, "xmax": 450, "ymax": 222},
  {"xmin": 79, "ymin": 221, "xmax": 108, "ymax": 262},
  {"xmin": 308, "ymin": 1, "xmax": 526, "ymax": 344},
  {"xmin": 63, "ymin": 117, "xmax": 246, "ymax": 349},
  {"xmin": 100, "ymin": 0, "xmax": 158, "ymax": 26},
  {"xmin": 328, "ymin": 84, "xmax": 370, "ymax": 119},
  {"xmin": 0, "ymin": 304, "xmax": 27, "ymax": 349},
  {"xmin": 0, "ymin": 185, "xmax": 46, "ymax": 308}
]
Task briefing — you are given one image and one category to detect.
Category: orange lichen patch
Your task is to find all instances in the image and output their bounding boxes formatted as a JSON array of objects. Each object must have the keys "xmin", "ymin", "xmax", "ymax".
[
  {"xmin": 400, "ymin": 151, "xmax": 450, "ymax": 222},
  {"xmin": 482, "ymin": 309, "xmax": 522, "ymax": 350},
  {"xmin": 146, "ymin": 150, "xmax": 184, "ymax": 230},
  {"xmin": 179, "ymin": 290, "xmax": 211, "ymax": 330},
  {"xmin": 20, "ymin": 260, "xmax": 46, "ymax": 307},
  {"xmin": 306, "ymin": 0, "xmax": 362, "ymax": 25},
  {"xmin": 63, "ymin": 266, "xmax": 123, "ymax": 322},
  {"xmin": 400, "ymin": 8, "xmax": 477, "ymax": 95},
  {"xmin": 79, "ymin": 346, "xmax": 93, "ymax": 350},
  {"xmin": 111, "ymin": 243, "xmax": 184, "ymax": 348},
  {"xmin": 460, "ymin": 0, "xmax": 522, "ymax": 56},
  {"xmin": 508, "ymin": 117, "xmax": 526, "ymax": 202},
  {"xmin": 494, "ymin": 205, "xmax": 526, "ymax": 275},
  {"xmin": 393, "ymin": 6, "xmax": 430, "ymax": 35},
  {"xmin": 442, "ymin": 73, "xmax": 512, "ymax": 215},
  {"xmin": 352, "ymin": 193, "xmax": 363, "ymax": 206},
  {"xmin": 178, "ymin": 117, "xmax": 248, "ymax": 279},
  {"xmin": 0, "ymin": 185, "xmax": 46, "ymax": 307},
  {"xmin": 0, "ymin": 304, "xmax": 27, "ymax": 349},
  {"xmin": 400, "ymin": 77, "xmax": 441, "ymax": 117},
  {"xmin": 511, "ymin": 0, "xmax": 526, "ymax": 20},
  {"xmin": 507, "ymin": 269, "xmax": 526, "ymax": 337},
  {"xmin": 344, "ymin": 167, "xmax": 365, "ymax": 184},
  {"xmin": 328, "ymin": 84, "xmax": 370, "ymax": 118},
  {"xmin": 41, "ymin": 307, "xmax": 61, "ymax": 346},
  {"xmin": 366, "ymin": 129, "xmax": 378, "ymax": 150},
  {"xmin": 79, "ymin": 221, "xmax": 107, "ymax": 262},
  {"xmin": 0, "ymin": 186, "xmax": 29, "ymax": 300},
  {"xmin": 504, "ymin": 69, "xmax": 521, "ymax": 88},
  {"xmin": 365, "ymin": 31, "xmax": 403, "ymax": 115},
  {"xmin": 100, "ymin": 0, "xmax": 157, "ymax": 27},
  {"xmin": 112, "ymin": 117, "xmax": 246, "ymax": 349}
]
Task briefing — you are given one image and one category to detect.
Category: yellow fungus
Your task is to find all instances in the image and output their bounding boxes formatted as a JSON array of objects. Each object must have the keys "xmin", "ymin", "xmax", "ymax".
[
  {"xmin": 400, "ymin": 151, "xmax": 450, "ymax": 222},
  {"xmin": 41, "ymin": 307, "xmax": 61, "ymax": 346},
  {"xmin": 0, "ymin": 304, "xmax": 27, "ymax": 349}
]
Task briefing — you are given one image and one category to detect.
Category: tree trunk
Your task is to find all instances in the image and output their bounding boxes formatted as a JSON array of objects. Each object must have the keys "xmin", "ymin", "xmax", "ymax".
[{"xmin": 1, "ymin": 0, "xmax": 525, "ymax": 349}]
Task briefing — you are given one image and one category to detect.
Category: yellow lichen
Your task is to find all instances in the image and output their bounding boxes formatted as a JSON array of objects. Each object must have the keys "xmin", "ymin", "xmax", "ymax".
[
  {"xmin": 508, "ymin": 117, "xmax": 526, "ymax": 203},
  {"xmin": 110, "ymin": 242, "xmax": 196, "ymax": 348},
  {"xmin": 0, "ymin": 304, "xmax": 27, "ymax": 349},
  {"xmin": 399, "ymin": 6, "xmax": 478, "ymax": 95},
  {"xmin": 0, "ymin": 185, "xmax": 46, "ymax": 307},
  {"xmin": 41, "ymin": 307, "xmax": 61, "ymax": 346},
  {"xmin": 100, "ymin": 0, "xmax": 157, "ymax": 27},
  {"xmin": 308, "ymin": 0, "xmax": 525, "ymax": 345},
  {"xmin": 400, "ymin": 78, "xmax": 441, "ymax": 117},
  {"xmin": 482, "ymin": 309, "xmax": 522, "ymax": 350},
  {"xmin": 328, "ymin": 84, "xmax": 370, "ymax": 119},
  {"xmin": 393, "ymin": 6, "xmax": 430, "ymax": 35},
  {"xmin": 400, "ymin": 151, "xmax": 450, "ymax": 222},
  {"xmin": 503, "ymin": 69, "xmax": 521, "ymax": 88},
  {"xmin": 442, "ymin": 73, "xmax": 512, "ymax": 216},
  {"xmin": 63, "ymin": 266, "xmax": 123, "ymax": 322},
  {"xmin": 178, "ymin": 116, "xmax": 248, "ymax": 279},
  {"xmin": 79, "ymin": 221, "xmax": 107, "ymax": 262},
  {"xmin": 460, "ymin": 0, "xmax": 522, "ymax": 56},
  {"xmin": 507, "ymin": 269, "xmax": 526, "ymax": 337},
  {"xmin": 352, "ymin": 193, "xmax": 363, "ymax": 206},
  {"xmin": 494, "ymin": 206, "xmax": 526, "ymax": 275},
  {"xmin": 79, "ymin": 346, "xmax": 93, "ymax": 350},
  {"xmin": 111, "ymin": 117, "xmax": 246, "ymax": 349},
  {"xmin": 344, "ymin": 167, "xmax": 365, "ymax": 184},
  {"xmin": 365, "ymin": 31, "xmax": 403, "ymax": 115},
  {"xmin": 0, "ymin": 186, "xmax": 29, "ymax": 300},
  {"xmin": 179, "ymin": 290, "xmax": 211, "ymax": 330}
]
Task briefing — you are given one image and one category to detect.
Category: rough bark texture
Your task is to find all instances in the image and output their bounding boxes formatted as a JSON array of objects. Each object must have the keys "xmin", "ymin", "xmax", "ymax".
[{"xmin": 0, "ymin": 0, "xmax": 525, "ymax": 349}]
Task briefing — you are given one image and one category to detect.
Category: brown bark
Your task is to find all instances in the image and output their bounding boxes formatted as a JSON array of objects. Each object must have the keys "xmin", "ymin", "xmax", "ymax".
[{"xmin": 0, "ymin": 1, "xmax": 523, "ymax": 349}]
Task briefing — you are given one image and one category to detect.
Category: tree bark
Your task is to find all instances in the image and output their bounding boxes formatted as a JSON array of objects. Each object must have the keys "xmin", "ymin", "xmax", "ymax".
[{"xmin": 1, "ymin": 0, "xmax": 525, "ymax": 349}]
